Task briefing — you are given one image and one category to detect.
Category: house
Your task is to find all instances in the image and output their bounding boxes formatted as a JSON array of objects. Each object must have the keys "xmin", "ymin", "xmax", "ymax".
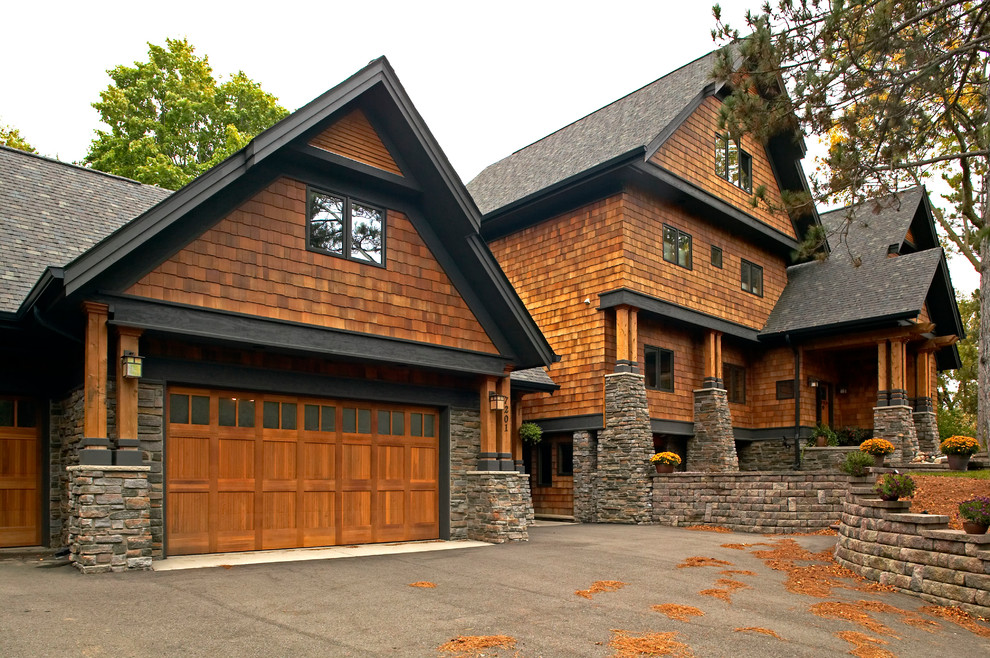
[
  {"xmin": 0, "ymin": 58, "xmax": 557, "ymax": 569},
  {"xmin": 467, "ymin": 51, "xmax": 962, "ymax": 522}
]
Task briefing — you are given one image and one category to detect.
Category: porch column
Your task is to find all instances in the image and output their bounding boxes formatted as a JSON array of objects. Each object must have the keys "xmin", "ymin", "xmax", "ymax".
[
  {"xmin": 689, "ymin": 329, "xmax": 737, "ymax": 471},
  {"xmin": 614, "ymin": 305, "xmax": 639, "ymax": 373},
  {"xmin": 889, "ymin": 337, "xmax": 908, "ymax": 406},
  {"xmin": 478, "ymin": 376, "xmax": 499, "ymax": 470},
  {"xmin": 876, "ymin": 340, "xmax": 890, "ymax": 406},
  {"xmin": 115, "ymin": 327, "xmax": 144, "ymax": 466},
  {"xmin": 873, "ymin": 337, "xmax": 918, "ymax": 462},
  {"xmin": 511, "ymin": 398, "xmax": 524, "ymax": 472},
  {"xmin": 81, "ymin": 301, "xmax": 111, "ymax": 465},
  {"xmin": 913, "ymin": 350, "xmax": 939, "ymax": 454},
  {"xmin": 702, "ymin": 330, "xmax": 723, "ymax": 389},
  {"xmin": 496, "ymin": 374, "xmax": 514, "ymax": 471}
]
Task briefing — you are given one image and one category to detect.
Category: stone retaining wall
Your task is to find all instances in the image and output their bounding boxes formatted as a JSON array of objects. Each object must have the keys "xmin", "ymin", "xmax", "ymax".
[
  {"xmin": 736, "ymin": 439, "xmax": 795, "ymax": 471},
  {"xmin": 652, "ymin": 472, "xmax": 848, "ymax": 533},
  {"xmin": 836, "ymin": 483, "xmax": 990, "ymax": 617},
  {"xmin": 464, "ymin": 471, "xmax": 533, "ymax": 543},
  {"xmin": 802, "ymin": 446, "xmax": 860, "ymax": 472}
]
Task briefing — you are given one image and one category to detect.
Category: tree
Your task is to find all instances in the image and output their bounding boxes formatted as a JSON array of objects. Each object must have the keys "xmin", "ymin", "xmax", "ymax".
[
  {"xmin": 938, "ymin": 290, "xmax": 978, "ymax": 428},
  {"xmin": 712, "ymin": 1, "xmax": 989, "ymax": 443},
  {"xmin": 0, "ymin": 120, "xmax": 37, "ymax": 153},
  {"xmin": 85, "ymin": 38, "xmax": 288, "ymax": 190}
]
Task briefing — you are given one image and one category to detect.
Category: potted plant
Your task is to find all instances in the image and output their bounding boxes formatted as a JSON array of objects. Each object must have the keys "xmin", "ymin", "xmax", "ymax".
[
  {"xmin": 860, "ymin": 438, "xmax": 896, "ymax": 467},
  {"xmin": 519, "ymin": 422, "xmax": 543, "ymax": 446},
  {"xmin": 873, "ymin": 473, "xmax": 916, "ymax": 501},
  {"xmin": 812, "ymin": 423, "xmax": 837, "ymax": 447},
  {"xmin": 958, "ymin": 496, "xmax": 990, "ymax": 534},
  {"xmin": 650, "ymin": 451, "xmax": 681, "ymax": 474},
  {"xmin": 939, "ymin": 435, "xmax": 980, "ymax": 471},
  {"xmin": 840, "ymin": 450, "xmax": 876, "ymax": 478}
]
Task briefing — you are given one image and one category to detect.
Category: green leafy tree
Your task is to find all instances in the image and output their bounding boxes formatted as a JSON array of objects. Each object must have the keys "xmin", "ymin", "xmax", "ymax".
[
  {"xmin": 711, "ymin": 1, "xmax": 989, "ymax": 444},
  {"xmin": 85, "ymin": 38, "xmax": 288, "ymax": 189},
  {"xmin": 0, "ymin": 120, "xmax": 37, "ymax": 153}
]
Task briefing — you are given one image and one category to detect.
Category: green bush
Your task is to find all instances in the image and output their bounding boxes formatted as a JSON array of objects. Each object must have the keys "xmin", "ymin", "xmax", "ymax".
[
  {"xmin": 840, "ymin": 451, "xmax": 876, "ymax": 477},
  {"xmin": 519, "ymin": 422, "xmax": 543, "ymax": 445},
  {"xmin": 937, "ymin": 406, "xmax": 976, "ymax": 442}
]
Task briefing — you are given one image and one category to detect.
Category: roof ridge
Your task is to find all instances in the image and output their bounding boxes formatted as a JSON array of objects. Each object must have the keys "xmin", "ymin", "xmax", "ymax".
[
  {"xmin": 495, "ymin": 48, "xmax": 723, "ymax": 162},
  {"xmin": 0, "ymin": 144, "xmax": 168, "ymax": 190}
]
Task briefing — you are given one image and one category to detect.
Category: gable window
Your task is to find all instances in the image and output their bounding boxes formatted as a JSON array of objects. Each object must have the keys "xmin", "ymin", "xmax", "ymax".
[
  {"xmin": 724, "ymin": 364, "xmax": 746, "ymax": 404},
  {"xmin": 662, "ymin": 225, "xmax": 692, "ymax": 269},
  {"xmin": 307, "ymin": 187, "xmax": 385, "ymax": 266},
  {"xmin": 711, "ymin": 245, "xmax": 723, "ymax": 269},
  {"xmin": 741, "ymin": 259, "xmax": 763, "ymax": 296},
  {"xmin": 645, "ymin": 346, "xmax": 674, "ymax": 392},
  {"xmin": 715, "ymin": 134, "xmax": 753, "ymax": 192}
]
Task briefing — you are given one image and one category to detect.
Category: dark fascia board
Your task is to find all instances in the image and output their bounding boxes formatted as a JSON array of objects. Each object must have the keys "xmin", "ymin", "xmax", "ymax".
[
  {"xmin": 734, "ymin": 426, "xmax": 815, "ymax": 440},
  {"xmin": 759, "ymin": 311, "xmax": 920, "ymax": 342},
  {"xmin": 12, "ymin": 267, "xmax": 64, "ymax": 320},
  {"xmin": 643, "ymin": 86, "xmax": 717, "ymax": 156},
  {"xmin": 914, "ymin": 187, "xmax": 945, "ymax": 253},
  {"xmin": 633, "ymin": 161, "xmax": 801, "ymax": 255},
  {"xmin": 511, "ymin": 379, "xmax": 559, "ymax": 394},
  {"xmin": 526, "ymin": 414, "xmax": 604, "ymax": 433},
  {"xmin": 145, "ymin": 357, "xmax": 479, "ymax": 409},
  {"xmin": 651, "ymin": 419, "xmax": 694, "ymax": 436},
  {"xmin": 598, "ymin": 288, "xmax": 760, "ymax": 342},
  {"xmin": 937, "ymin": 343, "xmax": 962, "ymax": 371},
  {"xmin": 479, "ymin": 149, "xmax": 645, "ymax": 241},
  {"xmin": 100, "ymin": 294, "xmax": 512, "ymax": 377},
  {"xmin": 288, "ymin": 144, "xmax": 422, "ymax": 196}
]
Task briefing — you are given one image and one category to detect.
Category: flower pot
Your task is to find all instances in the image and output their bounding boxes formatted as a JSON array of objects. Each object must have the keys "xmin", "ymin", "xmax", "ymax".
[
  {"xmin": 816, "ymin": 436, "xmax": 828, "ymax": 447},
  {"xmin": 655, "ymin": 463, "xmax": 675, "ymax": 474},
  {"xmin": 961, "ymin": 521, "xmax": 989, "ymax": 534},
  {"xmin": 947, "ymin": 454, "xmax": 971, "ymax": 471},
  {"xmin": 873, "ymin": 454, "xmax": 886, "ymax": 467},
  {"xmin": 878, "ymin": 494, "xmax": 899, "ymax": 502}
]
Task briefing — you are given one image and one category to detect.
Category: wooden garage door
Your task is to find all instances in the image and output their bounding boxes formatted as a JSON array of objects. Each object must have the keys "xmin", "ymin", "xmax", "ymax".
[
  {"xmin": 0, "ymin": 397, "xmax": 41, "ymax": 548},
  {"xmin": 166, "ymin": 388, "xmax": 440, "ymax": 556}
]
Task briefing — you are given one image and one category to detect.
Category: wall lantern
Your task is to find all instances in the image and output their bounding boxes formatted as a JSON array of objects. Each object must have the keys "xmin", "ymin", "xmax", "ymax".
[
  {"xmin": 121, "ymin": 351, "xmax": 144, "ymax": 379},
  {"xmin": 807, "ymin": 377, "xmax": 819, "ymax": 388},
  {"xmin": 488, "ymin": 392, "xmax": 508, "ymax": 412}
]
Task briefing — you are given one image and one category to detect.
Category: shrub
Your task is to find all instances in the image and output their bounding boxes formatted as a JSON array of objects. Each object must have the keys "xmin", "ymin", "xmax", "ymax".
[
  {"xmin": 958, "ymin": 496, "xmax": 990, "ymax": 525},
  {"xmin": 940, "ymin": 435, "xmax": 980, "ymax": 456},
  {"xmin": 840, "ymin": 451, "xmax": 876, "ymax": 477},
  {"xmin": 873, "ymin": 473, "xmax": 916, "ymax": 500},
  {"xmin": 859, "ymin": 438, "xmax": 895, "ymax": 456},
  {"xmin": 650, "ymin": 451, "xmax": 682, "ymax": 465},
  {"xmin": 836, "ymin": 426, "xmax": 872, "ymax": 447},
  {"xmin": 937, "ymin": 406, "xmax": 976, "ymax": 442},
  {"xmin": 519, "ymin": 422, "xmax": 542, "ymax": 445},
  {"xmin": 810, "ymin": 423, "xmax": 838, "ymax": 446}
]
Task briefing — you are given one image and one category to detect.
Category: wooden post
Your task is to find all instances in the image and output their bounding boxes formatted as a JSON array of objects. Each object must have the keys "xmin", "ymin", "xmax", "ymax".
[
  {"xmin": 877, "ymin": 340, "xmax": 889, "ymax": 406},
  {"xmin": 496, "ymin": 373, "xmax": 513, "ymax": 470},
  {"xmin": 116, "ymin": 327, "xmax": 143, "ymax": 441},
  {"xmin": 702, "ymin": 330, "xmax": 723, "ymax": 388},
  {"xmin": 512, "ymin": 398, "xmax": 524, "ymax": 472},
  {"xmin": 478, "ymin": 376, "xmax": 499, "ymax": 470},
  {"xmin": 628, "ymin": 307, "xmax": 639, "ymax": 372},
  {"xmin": 82, "ymin": 302, "xmax": 109, "ymax": 440},
  {"xmin": 890, "ymin": 338, "xmax": 907, "ymax": 405}
]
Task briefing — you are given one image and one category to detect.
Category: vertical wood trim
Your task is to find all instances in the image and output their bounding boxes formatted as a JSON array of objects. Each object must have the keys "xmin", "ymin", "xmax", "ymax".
[
  {"xmin": 890, "ymin": 339, "xmax": 905, "ymax": 391},
  {"xmin": 479, "ymin": 377, "xmax": 498, "ymax": 457},
  {"xmin": 615, "ymin": 307, "xmax": 630, "ymax": 363},
  {"xmin": 628, "ymin": 308, "xmax": 639, "ymax": 367},
  {"xmin": 714, "ymin": 332, "xmax": 723, "ymax": 381},
  {"xmin": 511, "ymin": 399, "xmax": 523, "ymax": 463},
  {"xmin": 497, "ymin": 375, "xmax": 512, "ymax": 458},
  {"xmin": 703, "ymin": 331, "xmax": 715, "ymax": 380},
  {"xmin": 82, "ymin": 302, "xmax": 109, "ymax": 439},
  {"xmin": 877, "ymin": 340, "xmax": 889, "ymax": 392},
  {"xmin": 115, "ymin": 327, "xmax": 143, "ymax": 441}
]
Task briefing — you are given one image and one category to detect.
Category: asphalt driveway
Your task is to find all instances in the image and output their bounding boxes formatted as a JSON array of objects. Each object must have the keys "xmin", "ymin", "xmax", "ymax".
[{"xmin": 2, "ymin": 524, "xmax": 988, "ymax": 657}]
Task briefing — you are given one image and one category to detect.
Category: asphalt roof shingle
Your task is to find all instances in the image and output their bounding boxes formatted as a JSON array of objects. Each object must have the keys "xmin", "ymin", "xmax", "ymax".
[
  {"xmin": 466, "ymin": 50, "xmax": 722, "ymax": 215},
  {"xmin": 0, "ymin": 146, "xmax": 171, "ymax": 314},
  {"xmin": 818, "ymin": 186, "xmax": 925, "ymax": 265}
]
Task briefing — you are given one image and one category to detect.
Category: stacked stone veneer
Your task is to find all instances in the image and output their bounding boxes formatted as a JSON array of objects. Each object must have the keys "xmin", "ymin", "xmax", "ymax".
[
  {"xmin": 137, "ymin": 383, "xmax": 165, "ymax": 557},
  {"xmin": 653, "ymin": 472, "xmax": 848, "ymax": 533},
  {"xmin": 594, "ymin": 373, "xmax": 654, "ymax": 523},
  {"xmin": 737, "ymin": 439, "xmax": 796, "ymax": 471},
  {"xmin": 464, "ymin": 472, "xmax": 533, "ymax": 542},
  {"xmin": 572, "ymin": 430, "xmax": 597, "ymax": 522},
  {"xmin": 802, "ymin": 446, "xmax": 860, "ymax": 472},
  {"xmin": 873, "ymin": 406, "xmax": 919, "ymax": 462},
  {"xmin": 449, "ymin": 407, "xmax": 481, "ymax": 540},
  {"xmin": 912, "ymin": 411, "xmax": 938, "ymax": 454},
  {"xmin": 688, "ymin": 389, "xmax": 738, "ymax": 471},
  {"xmin": 836, "ymin": 483, "xmax": 990, "ymax": 617},
  {"xmin": 66, "ymin": 465, "xmax": 153, "ymax": 573}
]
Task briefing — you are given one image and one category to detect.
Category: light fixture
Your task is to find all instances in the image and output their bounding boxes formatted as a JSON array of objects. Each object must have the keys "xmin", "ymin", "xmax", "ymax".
[
  {"xmin": 488, "ymin": 392, "xmax": 507, "ymax": 411},
  {"xmin": 121, "ymin": 351, "xmax": 144, "ymax": 379},
  {"xmin": 807, "ymin": 377, "xmax": 818, "ymax": 388}
]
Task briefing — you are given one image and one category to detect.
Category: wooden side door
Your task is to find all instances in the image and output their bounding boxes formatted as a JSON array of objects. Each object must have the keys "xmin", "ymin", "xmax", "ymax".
[{"xmin": 0, "ymin": 398, "xmax": 41, "ymax": 548}]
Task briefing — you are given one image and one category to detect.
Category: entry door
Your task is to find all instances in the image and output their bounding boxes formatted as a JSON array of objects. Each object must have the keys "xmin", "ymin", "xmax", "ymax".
[
  {"xmin": 816, "ymin": 383, "xmax": 833, "ymax": 427},
  {"xmin": 0, "ymin": 398, "xmax": 41, "ymax": 548}
]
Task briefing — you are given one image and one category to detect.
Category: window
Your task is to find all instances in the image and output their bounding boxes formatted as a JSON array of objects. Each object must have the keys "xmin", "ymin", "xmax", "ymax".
[
  {"xmin": 307, "ymin": 187, "xmax": 385, "ymax": 266},
  {"xmin": 662, "ymin": 225, "xmax": 692, "ymax": 269},
  {"xmin": 538, "ymin": 441, "xmax": 553, "ymax": 486},
  {"xmin": 711, "ymin": 245, "xmax": 723, "ymax": 269},
  {"xmin": 304, "ymin": 405, "xmax": 337, "ymax": 432},
  {"xmin": 0, "ymin": 399, "xmax": 36, "ymax": 428},
  {"xmin": 219, "ymin": 397, "xmax": 255, "ymax": 427},
  {"xmin": 715, "ymin": 134, "xmax": 753, "ymax": 192},
  {"xmin": 169, "ymin": 394, "xmax": 210, "ymax": 425},
  {"xmin": 557, "ymin": 442, "xmax": 574, "ymax": 476},
  {"xmin": 263, "ymin": 401, "xmax": 297, "ymax": 430},
  {"xmin": 741, "ymin": 260, "xmax": 763, "ymax": 296},
  {"xmin": 724, "ymin": 364, "xmax": 746, "ymax": 404},
  {"xmin": 776, "ymin": 380, "xmax": 795, "ymax": 400},
  {"xmin": 377, "ymin": 410, "xmax": 405, "ymax": 436},
  {"xmin": 645, "ymin": 346, "xmax": 674, "ymax": 392}
]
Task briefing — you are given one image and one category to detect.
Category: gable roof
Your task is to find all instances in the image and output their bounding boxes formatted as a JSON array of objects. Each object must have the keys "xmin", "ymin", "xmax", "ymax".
[
  {"xmin": 818, "ymin": 186, "xmax": 928, "ymax": 262},
  {"xmin": 0, "ymin": 146, "xmax": 170, "ymax": 314},
  {"xmin": 467, "ymin": 51, "xmax": 722, "ymax": 215}
]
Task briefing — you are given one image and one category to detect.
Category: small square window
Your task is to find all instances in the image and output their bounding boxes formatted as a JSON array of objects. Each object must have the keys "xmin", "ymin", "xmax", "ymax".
[
  {"xmin": 645, "ymin": 346, "xmax": 674, "ymax": 392},
  {"xmin": 711, "ymin": 246, "xmax": 723, "ymax": 269},
  {"xmin": 776, "ymin": 380, "xmax": 795, "ymax": 400},
  {"xmin": 662, "ymin": 225, "xmax": 692, "ymax": 269},
  {"xmin": 169, "ymin": 395, "xmax": 189, "ymax": 424},
  {"xmin": 724, "ymin": 364, "xmax": 746, "ymax": 404},
  {"xmin": 307, "ymin": 187, "xmax": 385, "ymax": 266},
  {"xmin": 741, "ymin": 260, "xmax": 764, "ymax": 297}
]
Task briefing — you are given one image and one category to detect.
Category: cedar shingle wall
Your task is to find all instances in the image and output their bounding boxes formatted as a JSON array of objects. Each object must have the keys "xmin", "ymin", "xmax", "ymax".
[
  {"xmin": 127, "ymin": 177, "xmax": 498, "ymax": 354},
  {"xmin": 488, "ymin": 196, "xmax": 626, "ymax": 420},
  {"xmin": 620, "ymin": 187, "xmax": 786, "ymax": 329},
  {"xmin": 308, "ymin": 109, "xmax": 403, "ymax": 176},
  {"xmin": 745, "ymin": 346, "xmax": 796, "ymax": 429},
  {"xmin": 529, "ymin": 434, "xmax": 574, "ymax": 516},
  {"xmin": 651, "ymin": 96, "xmax": 796, "ymax": 239},
  {"xmin": 637, "ymin": 319, "xmax": 701, "ymax": 423}
]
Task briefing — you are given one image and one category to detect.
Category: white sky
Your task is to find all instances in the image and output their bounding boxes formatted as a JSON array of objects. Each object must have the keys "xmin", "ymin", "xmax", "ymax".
[{"xmin": 2, "ymin": 0, "xmax": 980, "ymax": 295}]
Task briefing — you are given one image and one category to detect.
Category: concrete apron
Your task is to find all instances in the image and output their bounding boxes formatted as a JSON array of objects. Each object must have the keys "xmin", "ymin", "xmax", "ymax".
[{"xmin": 153, "ymin": 539, "xmax": 491, "ymax": 571}]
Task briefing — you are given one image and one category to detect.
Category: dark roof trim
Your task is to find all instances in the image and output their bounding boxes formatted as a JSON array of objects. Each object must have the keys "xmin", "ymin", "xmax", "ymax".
[
  {"xmin": 734, "ymin": 426, "xmax": 815, "ymax": 440},
  {"xmin": 598, "ymin": 288, "xmax": 761, "ymax": 342},
  {"xmin": 643, "ymin": 86, "xmax": 717, "ymax": 156},
  {"xmin": 526, "ymin": 414, "xmax": 604, "ymax": 433},
  {"xmin": 760, "ymin": 311, "xmax": 920, "ymax": 341},
  {"xmin": 509, "ymin": 375, "xmax": 559, "ymax": 393},
  {"xmin": 10, "ymin": 267, "xmax": 64, "ymax": 321},
  {"xmin": 651, "ymin": 419, "xmax": 694, "ymax": 436},
  {"xmin": 289, "ymin": 144, "xmax": 422, "ymax": 195},
  {"xmin": 101, "ymin": 294, "xmax": 512, "ymax": 377}
]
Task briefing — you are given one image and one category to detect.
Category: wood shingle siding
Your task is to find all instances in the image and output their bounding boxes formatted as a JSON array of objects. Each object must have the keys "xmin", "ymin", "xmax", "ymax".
[
  {"xmin": 308, "ymin": 109, "xmax": 404, "ymax": 176},
  {"xmin": 651, "ymin": 96, "xmax": 796, "ymax": 239},
  {"xmin": 127, "ymin": 177, "xmax": 498, "ymax": 355}
]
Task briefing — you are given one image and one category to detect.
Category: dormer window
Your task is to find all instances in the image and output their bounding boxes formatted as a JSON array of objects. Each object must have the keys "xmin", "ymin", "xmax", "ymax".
[
  {"xmin": 886, "ymin": 244, "xmax": 900, "ymax": 257},
  {"xmin": 715, "ymin": 134, "xmax": 753, "ymax": 193}
]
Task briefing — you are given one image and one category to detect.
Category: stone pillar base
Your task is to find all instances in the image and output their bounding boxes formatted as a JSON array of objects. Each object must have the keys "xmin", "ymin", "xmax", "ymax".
[
  {"xmin": 465, "ymin": 471, "xmax": 532, "ymax": 543},
  {"xmin": 66, "ymin": 465, "xmax": 153, "ymax": 573},
  {"xmin": 872, "ymin": 405, "xmax": 919, "ymax": 462},
  {"xmin": 595, "ymin": 372, "xmax": 653, "ymax": 524},
  {"xmin": 912, "ymin": 411, "xmax": 938, "ymax": 454},
  {"xmin": 688, "ymin": 388, "xmax": 738, "ymax": 472}
]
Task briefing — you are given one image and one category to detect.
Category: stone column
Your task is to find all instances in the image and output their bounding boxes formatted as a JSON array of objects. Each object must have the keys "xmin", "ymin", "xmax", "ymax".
[
  {"xmin": 594, "ymin": 372, "xmax": 653, "ymax": 523},
  {"xmin": 572, "ymin": 430, "xmax": 597, "ymax": 522},
  {"xmin": 913, "ymin": 411, "xmax": 938, "ymax": 454},
  {"xmin": 688, "ymin": 387, "xmax": 738, "ymax": 471},
  {"xmin": 873, "ymin": 405, "xmax": 919, "ymax": 462},
  {"xmin": 464, "ymin": 471, "xmax": 532, "ymax": 543},
  {"xmin": 66, "ymin": 464, "xmax": 152, "ymax": 573}
]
